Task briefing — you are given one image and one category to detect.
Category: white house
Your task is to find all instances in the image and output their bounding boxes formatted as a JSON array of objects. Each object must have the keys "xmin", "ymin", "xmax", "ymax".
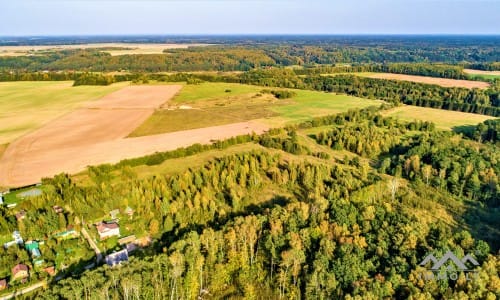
[{"xmin": 96, "ymin": 222, "xmax": 120, "ymax": 240}]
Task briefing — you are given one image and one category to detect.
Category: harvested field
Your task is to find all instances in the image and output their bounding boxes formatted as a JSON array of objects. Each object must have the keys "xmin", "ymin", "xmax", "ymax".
[
  {"xmin": 364, "ymin": 73, "xmax": 490, "ymax": 89},
  {"xmin": 0, "ymin": 85, "xmax": 186, "ymax": 187},
  {"xmin": 0, "ymin": 81, "xmax": 129, "ymax": 145},
  {"xmin": 0, "ymin": 43, "xmax": 210, "ymax": 56},
  {"xmin": 0, "ymin": 121, "xmax": 266, "ymax": 187}
]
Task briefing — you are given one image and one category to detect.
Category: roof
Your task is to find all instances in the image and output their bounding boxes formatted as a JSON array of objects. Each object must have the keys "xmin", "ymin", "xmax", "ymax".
[
  {"xmin": 15, "ymin": 210, "xmax": 26, "ymax": 220},
  {"xmin": 25, "ymin": 241, "xmax": 39, "ymax": 251},
  {"xmin": 32, "ymin": 248, "xmax": 41, "ymax": 258},
  {"xmin": 12, "ymin": 264, "xmax": 28, "ymax": 274},
  {"xmin": 43, "ymin": 266, "xmax": 56, "ymax": 276},
  {"xmin": 118, "ymin": 235, "xmax": 136, "ymax": 245},
  {"xmin": 97, "ymin": 222, "xmax": 119, "ymax": 233},
  {"xmin": 52, "ymin": 205, "xmax": 64, "ymax": 213},
  {"xmin": 105, "ymin": 249, "xmax": 129, "ymax": 266}
]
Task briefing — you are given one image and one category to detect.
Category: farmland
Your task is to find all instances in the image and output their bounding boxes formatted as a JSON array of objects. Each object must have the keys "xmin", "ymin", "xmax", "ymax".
[
  {"xmin": 464, "ymin": 69, "xmax": 500, "ymax": 80},
  {"xmin": 131, "ymin": 82, "xmax": 382, "ymax": 136},
  {"xmin": 382, "ymin": 105, "xmax": 496, "ymax": 130},
  {"xmin": 0, "ymin": 85, "xmax": 183, "ymax": 187},
  {"xmin": 0, "ymin": 43, "xmax": 209, "ymax": 56},
  {"xmin": 359, "ymin": 72, "xmax": 491, "ymax": 89},
  {"xmin": 0, "ymin": 34, "xmax": 499, "ymax": 299},
  {"xmin": 0, "ymin": 81, "xmax": 128, "ymax": 145}
]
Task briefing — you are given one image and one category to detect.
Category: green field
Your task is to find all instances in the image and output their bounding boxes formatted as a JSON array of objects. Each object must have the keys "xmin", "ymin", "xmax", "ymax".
[
  {"xmin": 383, "ymin": 105, "xmax": 496, "ymax": 130},
  {"xmin": 131, "ymin": 82, "xmax": 382, "ymax": 136},
  {"xmin": 0, "ymin": 81, "xmax": 129, "ymax": 144},
  {"xmin": 268, "ymin": 90, "xmax": 382, "ymax": 126},
  {"xmin": 130, "ymin": 83, "xmax": 279, "ymax": 136},
  {"xmin": 171, "ymin": 82, "xmax": 263, "ymax": 103},
  {"xmin": 466, "ymin": 74, "xmax": 500, "ymax": 80}
]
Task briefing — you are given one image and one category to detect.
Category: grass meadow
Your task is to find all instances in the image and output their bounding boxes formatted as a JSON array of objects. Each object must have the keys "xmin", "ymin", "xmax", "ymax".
[
  {"xmin": 131, "ymin": 82, "xmax": 382, "ymax": 136},
  {"xmin": 382, "ymin": 105, "xmax": 496, "ymax": 130}
]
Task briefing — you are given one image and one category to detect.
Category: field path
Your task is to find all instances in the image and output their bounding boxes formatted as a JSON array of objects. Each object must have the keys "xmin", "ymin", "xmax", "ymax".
[{"xmin": 0, "ymin": 85, "xmax": 268, "ymax": 187}]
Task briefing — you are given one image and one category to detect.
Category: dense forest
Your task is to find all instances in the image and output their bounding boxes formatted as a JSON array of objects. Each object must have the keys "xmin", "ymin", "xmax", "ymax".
[{"xmin": 0, "ymin": 107, "xmax": 495, "ymax": 299}]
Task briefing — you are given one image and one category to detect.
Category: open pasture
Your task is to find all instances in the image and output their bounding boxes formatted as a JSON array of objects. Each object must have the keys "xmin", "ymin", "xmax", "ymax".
[
  {"xmin": 268, "ymin": 90, "xmax": 382, "ymax": 126},
  {"xmin": 132, "ymin": 82, "xmax": 382, "ymax": 136},
  {"xmin": 382, "ymin": 105, "xmax": 496, "ymax": 130}
]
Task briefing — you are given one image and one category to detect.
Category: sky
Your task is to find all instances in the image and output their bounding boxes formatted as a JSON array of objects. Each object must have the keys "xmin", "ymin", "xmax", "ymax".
[{"xmin": 0, "ymin": 0, "xmax": 499, "ymax": 36}]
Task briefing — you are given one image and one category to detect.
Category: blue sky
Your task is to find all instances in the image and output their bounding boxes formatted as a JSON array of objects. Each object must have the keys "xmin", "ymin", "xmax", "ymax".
[{"xmin": 0, "ymin": 0, "xmax": 498, "ymax": 36}]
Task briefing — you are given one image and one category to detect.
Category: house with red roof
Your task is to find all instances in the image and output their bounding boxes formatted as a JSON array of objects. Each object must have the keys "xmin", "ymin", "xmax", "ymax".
[{"xmin": 11, "ymin": 264, "xmax": 28, "ymax": 281}]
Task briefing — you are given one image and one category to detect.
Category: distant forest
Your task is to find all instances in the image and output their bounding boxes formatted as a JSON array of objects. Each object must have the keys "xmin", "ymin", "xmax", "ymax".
[{"xmin": 0, "ymin": 35, "xmax": 499, "ymax": 72}]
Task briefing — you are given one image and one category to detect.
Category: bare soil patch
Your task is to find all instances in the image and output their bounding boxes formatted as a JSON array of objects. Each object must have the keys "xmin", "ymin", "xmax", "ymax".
[
  {"xmin": 366, "ymin": 73, "xmax": 490, "ymax": 89},
  {"xmin": 0, "ymin": 121, "xmax": 266, "ymax": 187}
]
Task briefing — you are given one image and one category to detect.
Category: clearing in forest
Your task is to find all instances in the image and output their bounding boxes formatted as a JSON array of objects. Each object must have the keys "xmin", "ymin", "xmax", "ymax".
[
  {"xmin": 382, "ymin": 105, "xmax": 496, "ymax": 130},
  {"xmin": 362, "ymin": 73, "xmax": 490, "ymax": 89}
]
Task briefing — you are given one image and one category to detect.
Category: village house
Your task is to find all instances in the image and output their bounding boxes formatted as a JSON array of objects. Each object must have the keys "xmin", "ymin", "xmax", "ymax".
[
  {"xmin": 25, "ymin": 241, "xmax": 41, "ymax": 258},
  {"xmin": 0, "ymin": 279, "xmax": 7, "ymax": 291},
  {"xmin": 4, "ymin": 231, "xmax": 24, "ymax": 249},
  {"xmin": 96, "ymin": 222, "xmax": 120, "ymax": 240},
  {"xmin": 11, "ymin": 264, "xmax": 29, "ymax": 281},
  {"xmin": 105, "ymin": 249, "xmax": 129, "ymax": 267},
  {"xmin": 54, "ymin": 227, "xmax": 78, "ymax": 240},
  {"xmin": 43, "ymin": 266, "xmax": 56, "ymax": 277}
]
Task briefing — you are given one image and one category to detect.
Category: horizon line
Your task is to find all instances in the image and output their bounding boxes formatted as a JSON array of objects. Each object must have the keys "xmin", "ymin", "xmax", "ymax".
[{"xmin": 1, "ymin": 33, "xmax": 500, "ymax": 38}]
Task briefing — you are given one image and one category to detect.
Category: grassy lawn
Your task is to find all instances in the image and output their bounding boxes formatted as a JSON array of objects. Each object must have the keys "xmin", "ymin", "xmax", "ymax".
[
  {"xmin": 2, "ymin": 185, "xmax": 51, "ymax": 205},
  {"xmin": 382, "ymin": 105, "xmax": 496, "ymax": 130},
  {"xmin": 0, "ymin": 81, "xmax": 129, "ymax": 144}
]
